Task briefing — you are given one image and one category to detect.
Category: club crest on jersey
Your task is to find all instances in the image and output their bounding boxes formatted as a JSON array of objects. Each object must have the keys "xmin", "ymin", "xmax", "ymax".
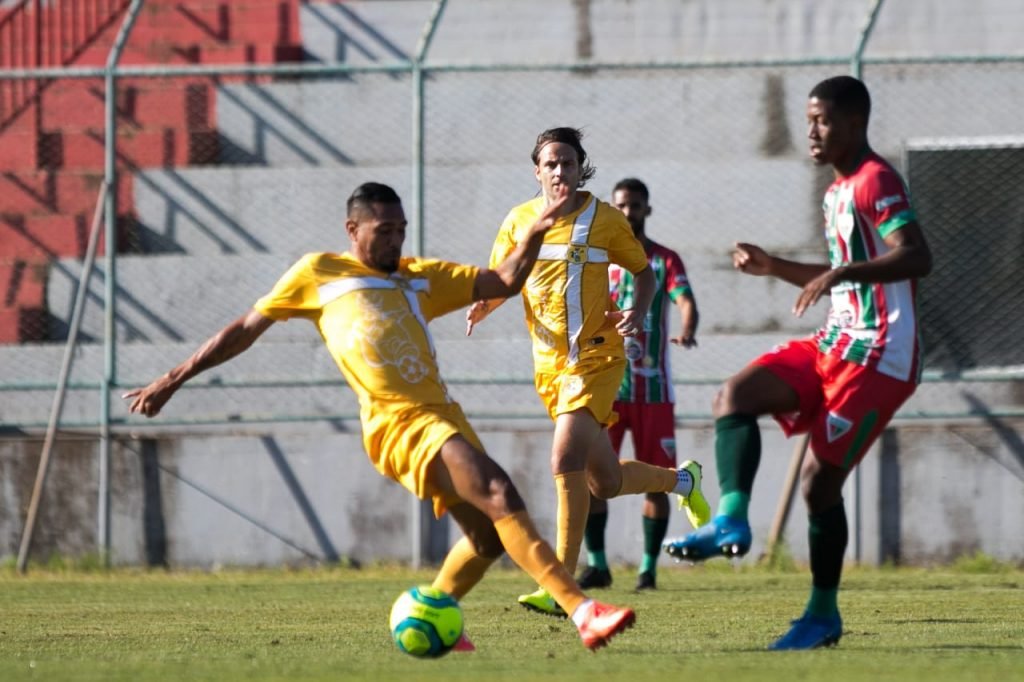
[
  {"xmin": 625, "ymin": 339, "xmax": 643, "ymax": 360},
  {"xmin": 826, "ymin": 412, "xmax": 853, "ymax": 443},
  {"xmin": 567, "ymin": 244, "xmax": 587, "ymax": 264}
]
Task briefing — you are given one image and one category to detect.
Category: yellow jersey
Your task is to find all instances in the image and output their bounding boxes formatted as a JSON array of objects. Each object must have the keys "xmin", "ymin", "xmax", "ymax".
[
  {"xmin": 253, "ymin": 252, "xmax": 478, "ymax": 410},
  {"xmin": 490, "ymin": 192, "xmax": 649, "ymax": 374}
]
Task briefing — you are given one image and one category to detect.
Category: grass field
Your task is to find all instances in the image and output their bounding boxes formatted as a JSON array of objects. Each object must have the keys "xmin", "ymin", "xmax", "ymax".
[{"xmin": 1, "ymin": 559, "xmax": 1022, "ymax": 682}]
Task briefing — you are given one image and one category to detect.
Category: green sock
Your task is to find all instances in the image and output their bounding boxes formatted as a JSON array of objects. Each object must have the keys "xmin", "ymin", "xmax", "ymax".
[
  {"xmin": 640, "ymin": 516, "xmax": 669, "ymax": 575},
  {"xmin": 713, "ymin": 414, "xmax": 761, "ymax": 521},
  {"xmin": 806, "ymin": 502, "xmax": 847, "ymax": 618},
  {"xmin": 584, "ymin": 512, "xmax": 608, "ymax": 569}
]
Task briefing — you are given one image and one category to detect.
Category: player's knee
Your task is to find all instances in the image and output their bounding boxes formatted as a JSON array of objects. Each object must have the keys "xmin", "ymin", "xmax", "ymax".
[
  {"xmin": 713, "ymin": 380, "xmax": 740, "ymax": 418},
  {"xmin": 469, "ymin": 531, "xmax": 506, "ymax": 560},
  {"xmin": 486, "ymin": 474, "xmax": 525, "ymax": 516},
  {"xmin": 589, "ymin": 475, "xmax": 619, "ymax": 500}
]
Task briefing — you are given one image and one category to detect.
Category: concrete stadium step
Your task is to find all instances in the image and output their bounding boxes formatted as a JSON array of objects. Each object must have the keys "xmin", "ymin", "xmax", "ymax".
[
  {"xmin": 44, "ymin": 244, "xmax": 827, "ymax": 347},
  {"xmin": 2, "ymin": 335, "xmax": 1020, "ymax": 428},
  {"xmin": 130, "ymin": 159, "xmax": 821, "ymax": 260},
  {"xmin": 299, "ymin": 0, "xmax": 1024, "ymax": 66}
]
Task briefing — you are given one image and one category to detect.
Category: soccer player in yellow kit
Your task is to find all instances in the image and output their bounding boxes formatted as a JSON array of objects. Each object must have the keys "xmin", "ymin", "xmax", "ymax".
[
  {"xmin": 124, "ymin": 182, "xmax": 636, "ymax": 651},
  {"xmin": 466, "ymin": 129, "xmax": 711, "ymax": 616}
]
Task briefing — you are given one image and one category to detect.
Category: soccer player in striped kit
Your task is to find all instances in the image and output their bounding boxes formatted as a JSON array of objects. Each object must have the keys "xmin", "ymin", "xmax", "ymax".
[
  {"xmin": 576, "ymin": 177, "xmax": 702, "ymax": 592},
  {"xmin": 664, "ymin": 76, "xmax": 932, "ymax": 650},
  {"xmin": 467, "ymin": 128, "xmax": 709, "ymax": 617}
]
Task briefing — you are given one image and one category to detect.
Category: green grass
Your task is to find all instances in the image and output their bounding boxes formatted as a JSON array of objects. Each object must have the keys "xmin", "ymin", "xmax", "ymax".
[{"xmin": 1, "ymin": 562, "xmax": 1022, "ymax": 681}]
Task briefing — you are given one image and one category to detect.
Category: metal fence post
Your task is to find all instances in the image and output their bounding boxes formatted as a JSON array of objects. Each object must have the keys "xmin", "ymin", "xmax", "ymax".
[{"xmin": 99, "ymin": 0, "xmax": 143, "ymax": 566}]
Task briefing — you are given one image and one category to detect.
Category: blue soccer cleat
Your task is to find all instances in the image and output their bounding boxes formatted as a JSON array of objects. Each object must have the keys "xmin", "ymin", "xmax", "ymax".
[
  {"xmin": 662, "ymin": 514, "xmax": 752, "ymax": 561},
  {"xmin": 767, "ymin": 613, "xmax": 843, "ymax": 650}
]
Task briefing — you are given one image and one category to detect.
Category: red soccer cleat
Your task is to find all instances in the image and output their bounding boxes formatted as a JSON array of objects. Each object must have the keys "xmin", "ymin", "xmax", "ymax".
[{"xmin": 576, "ymin": 601, "xmax": 636, "ymax": 650}]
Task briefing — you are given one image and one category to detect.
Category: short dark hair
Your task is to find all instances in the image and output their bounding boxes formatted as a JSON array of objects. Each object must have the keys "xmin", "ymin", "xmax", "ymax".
[
  {"xmin": 530, "ymin": 127, "xmax": 597, "ymax": 187},
  {"xmin": 347, "ymin": 182, "xmax": 402, "ymax": 216},
  {"xmin": 809, "ymin": 75, "xmax": 871, "ymax": 122},
  {"xmin": 612, "ymin": 177, "xmax": 649, "ymax": 203}
]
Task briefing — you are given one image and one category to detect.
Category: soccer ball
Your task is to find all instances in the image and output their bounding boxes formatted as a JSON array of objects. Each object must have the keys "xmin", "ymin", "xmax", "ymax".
[{"xmin": 388, "ymin": 586, "xmax": 463, "ymax": 658}]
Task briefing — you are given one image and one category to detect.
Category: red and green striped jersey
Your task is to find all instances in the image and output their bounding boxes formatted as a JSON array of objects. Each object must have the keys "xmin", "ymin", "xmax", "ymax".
[
  {"xmin": 815, "ymin": 150, "xmax": 922, "ymax": 382},
  {"xmin": 609, "ymin": 241, "xmax": 693, "ymax": 403}
]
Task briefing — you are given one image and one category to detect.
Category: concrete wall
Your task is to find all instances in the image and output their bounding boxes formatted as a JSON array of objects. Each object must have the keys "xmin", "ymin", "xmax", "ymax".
[
  {"xmin": 3, "ymin": 0, "xmax": 1024, "ymax": 568},
  {"xmin": 3, "ymin": 417, "xmax": 1023, "ymax": 568}
]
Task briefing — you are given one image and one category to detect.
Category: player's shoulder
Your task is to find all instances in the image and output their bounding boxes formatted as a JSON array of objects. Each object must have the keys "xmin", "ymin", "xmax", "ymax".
[
  {"xmin": 852, "ymin": 151, "xmax": 909, "ymax": 202},
  {"xmin": 505, "ymin": 196, "xmax": 545, "ymax": 224},
  {"xmin": 402, "ymin": 256, "xmax": 472, "ymax": 278},
  {"xmin": 854, "ymin": 151, "xmax": 905, "ymax": 185},
  {"xmin": 592, "ymin": 195, "xmax": 631, "ymax": 228},
  {"xmin": 647, "ymin": 240, "xmax": 683, "ymax": 261}
]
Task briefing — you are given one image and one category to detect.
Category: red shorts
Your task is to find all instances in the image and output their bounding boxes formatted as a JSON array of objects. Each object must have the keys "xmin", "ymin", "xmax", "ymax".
[
  {"xmin": 607, "ymin": 401, "xmax": 677, "ymax": 468},
  {"xmin": 753, "ymin": 338, "xmax": 917, "ymax": 470}
]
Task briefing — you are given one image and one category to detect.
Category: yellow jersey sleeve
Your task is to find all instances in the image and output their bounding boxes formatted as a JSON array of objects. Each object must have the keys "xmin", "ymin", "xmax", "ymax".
[
  {"xmin": 407, "ymin": 258, "xmax": 480, "ymax": 320},
  {"xmin": 489, "ymin": 206, "xmax": 528, "ymax": 270},
  {"xmin": 604, "ymin": 208, "xmax": 649, "ymax": 275},
  {"xmin": 253, "ymin": 253, "xmax": 323, "ymax": 321}
]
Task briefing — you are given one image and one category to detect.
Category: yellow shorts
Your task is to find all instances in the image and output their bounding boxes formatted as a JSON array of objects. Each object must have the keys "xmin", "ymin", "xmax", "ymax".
[
  {"xmin": 361, "ymin": 401, "xmax": 484, "ymax": 518},
  {"xmin": 534, "ymin": 356, "xmax": 626, "ymax": 426}
]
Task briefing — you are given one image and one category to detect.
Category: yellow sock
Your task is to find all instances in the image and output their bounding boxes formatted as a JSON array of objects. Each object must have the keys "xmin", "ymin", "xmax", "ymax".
[
  {"xmin": 617, "ymin": 460, "xmax": 676, "ymax": 496},
  {"xmin": 493, "ymin": 511, "xmax": 586, "ymax": 616},
  {"xmin": 431, "ymin": 536, "xmax": 496, "ymax": 600},
  {"xmin": 554, "ymin": 471, "xmax": 590, "ymax": 576}
]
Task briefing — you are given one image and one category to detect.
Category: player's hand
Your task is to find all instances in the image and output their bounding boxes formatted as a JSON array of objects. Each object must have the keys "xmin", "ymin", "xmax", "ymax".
[
  {"xmin": 530, "ymin": 183, "xmax": 572, "ymax": 236},
  {"xmin": 793, "ymin": 269, "xmax": 838, "ymax": 318},
  {"xmin": 606, "ymin": 309, "xmax": 643, "ymax": 338},
  {"xmin": 122, "ymin": 377, "xmax": 177, "ymax": 417},
  {"xmin": 465, "ymin": 301, "xmax": 490, "ymax": 337},
  {"xmin": 733, "ymin": 242, "xmax": 773, "ymax": 276},
  {"xmin": 670, "ymin": 332, "xmax": 697, "ymax": 348}
]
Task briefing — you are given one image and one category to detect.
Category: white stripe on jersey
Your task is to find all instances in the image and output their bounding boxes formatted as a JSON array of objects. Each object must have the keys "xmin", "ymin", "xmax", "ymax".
[
  {"xmin": 565, "ymin": 198, "xmax": 597, "ymax": 364},
  {"xmin": 538, "ymin": 243, "xmax": 609, "ymax": 263},
  {"xmin": 317, "ymin": 274, "xmax": 436, "ymax": 355}
]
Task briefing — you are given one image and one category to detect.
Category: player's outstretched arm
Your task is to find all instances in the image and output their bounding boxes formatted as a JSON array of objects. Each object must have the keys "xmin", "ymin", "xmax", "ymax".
[
  {"xmin": 466, "ymin": 185, "xmax": 571, "ymax": 336},
  {"xmin": 791, "ymin": 221, "xmax": 931, "ymax": 318},
  {"xmin": 733, "ymin": 242, "xmax": 830, "ymax": 287},
  {"xmin": 671, "ymin": 292, "xmax": 699, "ymax": 347},
  {"xmin": 123, "ymin": 309, "xmax": 274, "ymax": 417}
]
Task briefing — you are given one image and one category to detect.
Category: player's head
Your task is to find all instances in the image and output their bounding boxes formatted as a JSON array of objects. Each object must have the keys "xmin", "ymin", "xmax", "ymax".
[
  {"xmin": 611, "ymin": 177, "xmax": 652, "ymax": 237},
  {"xmin": 806, "ymin": 75, "xmax": 871, "ymax": 168},
  {"xmin": 531, "ymin": 127, "xmax": 596, "ymax": 201},
  {"xmin": 345, "ymin": 182, "xmax": 406, "ymax": 273}
]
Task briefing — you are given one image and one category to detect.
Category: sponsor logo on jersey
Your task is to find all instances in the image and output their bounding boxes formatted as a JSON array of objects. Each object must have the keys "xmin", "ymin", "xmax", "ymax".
[
  {"xmin": 875, "ymin": 194, "xmax": 905, "ymax": 212},
  {"xmin": 625, "ymin": 339, "xmax": 643, "ymax": 360},
  {"xmin": 826, "ymin": 411, "xmax": 853, "ymax": 443}
]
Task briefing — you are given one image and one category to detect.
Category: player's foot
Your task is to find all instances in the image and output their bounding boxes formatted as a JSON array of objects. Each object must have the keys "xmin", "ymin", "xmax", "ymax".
[
  {"xmin": 576, "ymin": 601, "xmax": 636, "ymax": 651},
  {"xmin": 635, "ymin": 571, "xmax": 656, "ymax": 591},
  {"xmin": 577, "ymin": 566, "xmax": 613, "ymax": 589},
  {"xmin": 663, "ymin": 514, "xmax": 752, "ymax": 561},
  {"xmin": 517, "ymin": 587, "xmax": 567, "ymax": 618},
  {"xmin": 767, "ymin": 613, "xmax": 843, "ymax": 650},
  {"xmin": 452, "ymin": 632, "xmax": 476, "ymax": 652},
  {"xmin": 676, "ymin": 460, "xmax": 712, "ymax": 529}
]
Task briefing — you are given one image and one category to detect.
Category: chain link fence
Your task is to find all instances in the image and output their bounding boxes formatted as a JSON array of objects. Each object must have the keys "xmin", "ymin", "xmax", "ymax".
[{"xmin": 2, "ymin": 1, "xmax": 1024, "ymax": 431}]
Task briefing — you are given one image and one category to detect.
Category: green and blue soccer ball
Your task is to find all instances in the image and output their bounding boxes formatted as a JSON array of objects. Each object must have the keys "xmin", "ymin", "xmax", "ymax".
[{"xmin": 389, "ymin": 586, "xmax": 463, "ymax": 658}]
